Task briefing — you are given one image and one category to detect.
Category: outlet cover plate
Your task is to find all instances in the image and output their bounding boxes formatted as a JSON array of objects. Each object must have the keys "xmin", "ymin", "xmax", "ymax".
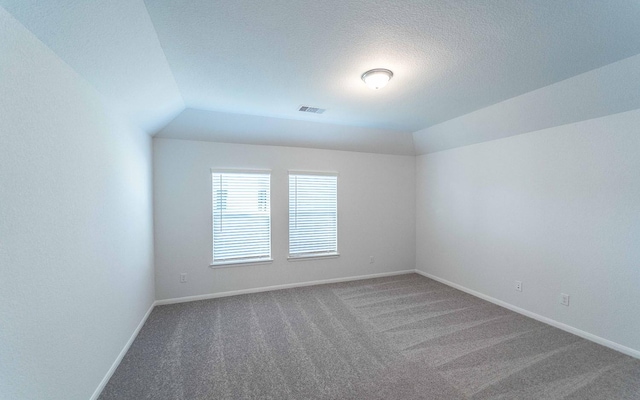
[{"xmin": 515, "ymin": 281, "xmax": 522, "ymax": 292}]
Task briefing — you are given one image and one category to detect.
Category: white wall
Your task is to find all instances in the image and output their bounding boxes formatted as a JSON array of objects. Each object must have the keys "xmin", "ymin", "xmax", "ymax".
[
  {"xmin": 154, "ymin": 138, "xmax": 416, "ymax": 300},
  {"xmin": 0, "ymin": 8, "xmax": 155, "ymax": 400},
  {"xmin": 416, "ymin": 109, "xmax": 640, "ymax": 354}
]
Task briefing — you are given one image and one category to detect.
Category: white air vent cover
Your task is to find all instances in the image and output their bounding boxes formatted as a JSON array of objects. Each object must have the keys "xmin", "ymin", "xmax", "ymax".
[{"xmin": 298, "ymin": 105, "xmax": 326, "ymax": 114}]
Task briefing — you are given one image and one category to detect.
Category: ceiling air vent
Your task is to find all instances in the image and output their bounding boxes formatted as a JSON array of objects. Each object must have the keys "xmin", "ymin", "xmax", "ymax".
[{"xmin": 298, "ymin": 105, "xmax": 326, "ymax": 114}]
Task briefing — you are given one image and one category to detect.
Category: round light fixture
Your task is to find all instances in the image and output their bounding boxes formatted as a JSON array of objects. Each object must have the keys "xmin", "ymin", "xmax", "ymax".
[{"xmin": 361, "ymin": 68, "xmax": 393, "ymax": 89}]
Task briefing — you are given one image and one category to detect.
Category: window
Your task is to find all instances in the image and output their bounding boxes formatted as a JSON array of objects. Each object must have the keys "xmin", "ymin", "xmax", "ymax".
[
  {"xmin": 212, "ymin": 171, "xmax": 271, "ymax": 265},
  {"xmin": 289, "ymin": 172, "xmax": 338, "ymax": 259}
]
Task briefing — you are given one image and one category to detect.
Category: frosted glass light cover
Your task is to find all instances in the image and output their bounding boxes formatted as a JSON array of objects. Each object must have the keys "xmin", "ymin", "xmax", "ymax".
[{"xmin": 361, "ymin": 69, "xmax": 393, "ymax": 89}]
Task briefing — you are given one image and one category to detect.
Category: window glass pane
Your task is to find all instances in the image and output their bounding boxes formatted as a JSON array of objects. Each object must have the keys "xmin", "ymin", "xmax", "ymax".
[
  {"xmin": 289, "ymin": 173, "xmax": 338, "ymax": 257},
  {"xmin": 212, "ymin": 172, "xmax": 271, "ymax": 263}
]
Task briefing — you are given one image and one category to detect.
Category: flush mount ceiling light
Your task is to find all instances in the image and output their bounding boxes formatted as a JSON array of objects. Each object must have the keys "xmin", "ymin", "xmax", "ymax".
[{"xmin": 361, "ymin": 68, "xmax": 393, "ymax": 90}]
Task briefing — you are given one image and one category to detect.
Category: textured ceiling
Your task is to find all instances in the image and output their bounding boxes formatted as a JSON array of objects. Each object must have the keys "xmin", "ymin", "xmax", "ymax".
[
  {"xmin": 157, "ymin": 109, "xmax": 415, "ymax": 155},
  {"xmin": 0, "ymin": 0, "xmax": 184, "ymax": 133},
  {"xmin": 144, "ymin": 0, "xmax": 640, "ymax": 132},
  {"xmin": 3, "ymin": 1, "xmax": 640, "ymax": 154},
  {"xmin": 413, "ymin": 54, "xmax": 640, "ymax": 154}
]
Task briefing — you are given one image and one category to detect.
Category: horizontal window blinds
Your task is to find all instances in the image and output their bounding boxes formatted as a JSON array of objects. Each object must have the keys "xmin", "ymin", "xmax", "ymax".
[
  {"xmin": 212, "ymin": 172, "xmax": 271, "ymax": 263},
  {"xmin": 289, "ymin": 173, "xmax": 338, "ymax": 257}
]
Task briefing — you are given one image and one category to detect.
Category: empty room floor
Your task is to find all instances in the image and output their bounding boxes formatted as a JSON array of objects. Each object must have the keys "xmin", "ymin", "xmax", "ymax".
[{"xmin": 99, "ymin": 274, "xmax": 640, "ymax": 399}]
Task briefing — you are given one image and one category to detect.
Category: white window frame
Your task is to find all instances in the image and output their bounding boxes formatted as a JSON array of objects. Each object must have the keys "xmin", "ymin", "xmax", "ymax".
[
  {"xmin": 288, "ymin": 171, "xmax": 339, "ymax": 261},
  {"xmin": 210, "ymin": 169, "xmax": 273, "ymax": 268}
]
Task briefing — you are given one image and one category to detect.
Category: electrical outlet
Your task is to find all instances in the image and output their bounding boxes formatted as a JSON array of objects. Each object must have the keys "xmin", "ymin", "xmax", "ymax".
[
  {"xmin": 369, "ymin": 256, "xmax": 375, "ymax": 264},
  {"xmin": 515, "ymin": 281, "xmax": 522, "ymax": 292},
  {"xmin": 180, "ymin": 273, "xmax": 187, "ymax": 283},
  {"xmin": 560, "ymin": 293, "xmax": 570, "ymax": 306}
]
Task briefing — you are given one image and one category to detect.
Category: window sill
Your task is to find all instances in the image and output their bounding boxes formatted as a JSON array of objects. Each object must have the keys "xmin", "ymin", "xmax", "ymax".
[
  {"xmin": 210, "ymin": 258, "xmax": 273, "ymax": 269},
  {"xmin": 287, "ymin": 253, "xmax": 340, "ymax": 262}
]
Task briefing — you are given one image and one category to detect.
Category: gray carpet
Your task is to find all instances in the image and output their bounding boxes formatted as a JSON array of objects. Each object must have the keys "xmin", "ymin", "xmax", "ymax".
[{"xmin": 99, "ymin": 274, "xmax": 640, "ymax": 399}]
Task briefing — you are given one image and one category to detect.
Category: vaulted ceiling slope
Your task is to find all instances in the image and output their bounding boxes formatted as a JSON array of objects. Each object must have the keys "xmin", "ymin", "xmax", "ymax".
[
  {"xmin": 0, "ymin": 0, "xmax": 184, "ymax": 133},
  {"xmin": 413, "ymin": 53, "xmax": 640, "ymax": 154},
  {"xmin": 156, "ymin": 109, "xmax": 415, "ymax": 155},
  {"xmin": 3, "ymin": 1, "xmax": 640, "ymax": 155}
]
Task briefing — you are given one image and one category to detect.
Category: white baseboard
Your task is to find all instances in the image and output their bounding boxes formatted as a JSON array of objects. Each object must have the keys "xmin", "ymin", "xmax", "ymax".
[
  {"xmin": 413, "ymin": 269, "xmax": 640, "ymax": 360},
  {"xmin": 90, "ymin": 301, "xmax": 156, "ymax": 400},
  {"xmin": 156, "ymin": 270, "xmax": 415, "ymax": 306}
]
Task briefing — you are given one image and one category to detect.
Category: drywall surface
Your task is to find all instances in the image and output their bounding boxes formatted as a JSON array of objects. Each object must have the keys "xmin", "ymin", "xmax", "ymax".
[
  {"xmin": 154, "ymin": 138, "xmax": 416, "ymax": 300},
  {"xmin": 1, "ymin": 0, "xmax": 184, "ymax": 133},
  {"xmin": 0, "ymin": 8, "xmax": 155, "ymax": 400},
  {"xmin": 413, "ymin": 53, "xmax": 640, "ymax": 154},
  {"xmin": 416, "ymin": 109, "xmax": 640, "ymax": 353},
  {"xmin": 145, "ymin": 0, "xmax": 640, "ymax": 132},
  {"xmin": 157, "ymin": 108, "xmax": 415, "ymax": 156}
]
